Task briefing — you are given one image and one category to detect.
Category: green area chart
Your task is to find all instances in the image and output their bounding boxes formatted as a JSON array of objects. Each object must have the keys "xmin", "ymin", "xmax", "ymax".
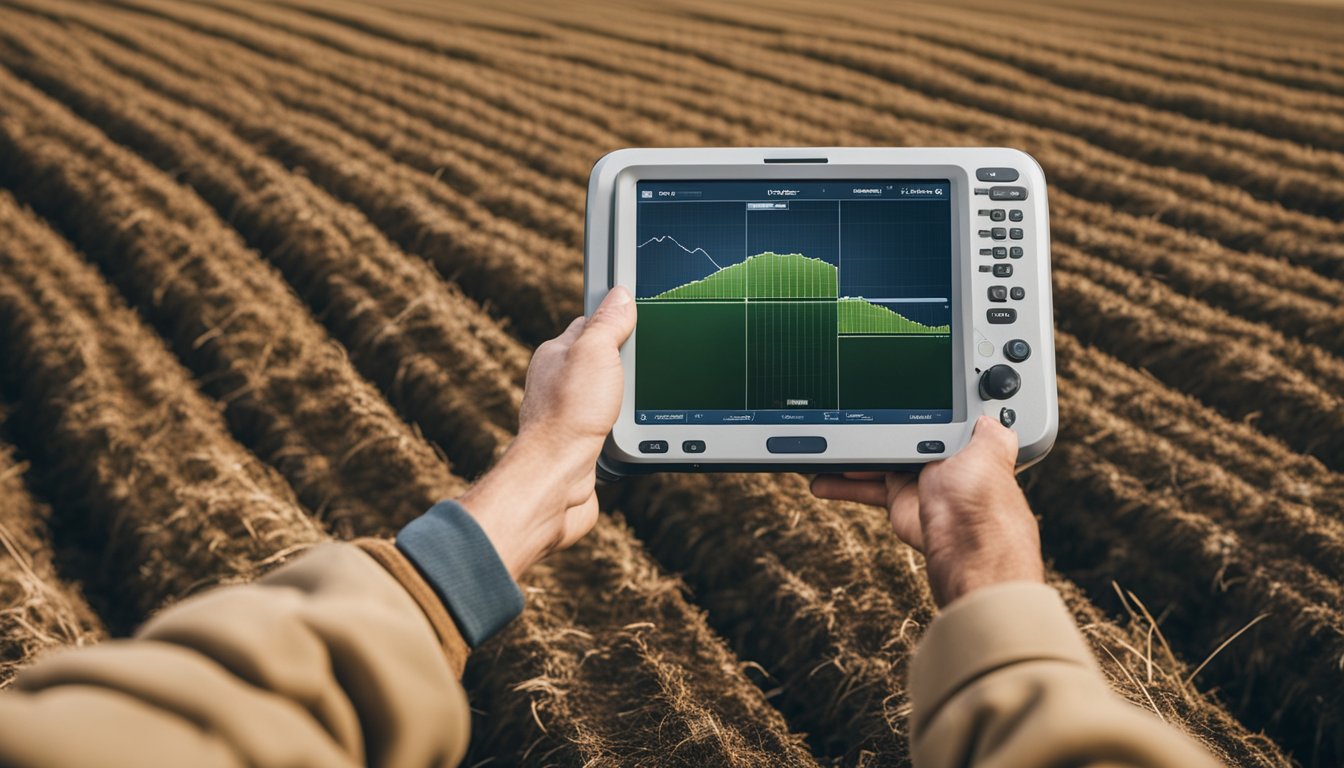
[{"xmin": 636, "ymin": 252, "xmax": 953, "ymax": 412}]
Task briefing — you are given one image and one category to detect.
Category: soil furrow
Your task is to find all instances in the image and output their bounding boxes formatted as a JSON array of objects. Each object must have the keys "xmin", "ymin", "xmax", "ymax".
[
  {"xmin": 0, "ymin": 399, "xmax": 105, "ymax": 688},
  {"xmin": 0, "ymin": 62, "xmax": 458, "ymax": 540},
  {"xmin": 840, "ymin": 1, "xmax": 1344, "ymax": 118},
  {"xmin": 1027, "ymin": 439, "xmax": 1344, "ymax": 763},
  {"xmin": 0, "ymin": 13, "xmax": 531, "ymax": 479},
  {"xmin": 0, "ymin": 179, "xmax": 324, "ymax": 629},
  {"xmin": 1052, "ymin": 261, "xmax": 1344, "ymax": 471},
  {"xmin": 1056, "ymin": 333, "xmax": 1344, "ymax": 521}
]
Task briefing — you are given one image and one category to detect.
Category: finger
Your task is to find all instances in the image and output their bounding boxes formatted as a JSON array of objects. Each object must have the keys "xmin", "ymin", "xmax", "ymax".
[
  {"xmin": 810, "ymin": 475, "xmax": 888, "ymax": 507},
  {"xmin": 886, "ymin": 474, "xmax": 924, "ymax": 551},
  {"xmin": 842, "ymin": 471, "xmax": 885, "ymax": 481},
  {"xmin": 580, "ymin": 285, "xmax": 636, "ymax": 349}
]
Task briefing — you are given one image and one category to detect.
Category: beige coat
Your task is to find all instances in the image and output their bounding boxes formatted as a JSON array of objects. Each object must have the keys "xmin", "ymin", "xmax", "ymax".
[{"xmin": 0, "ymin": 542, "xmax": 1219, "ymax": 767}]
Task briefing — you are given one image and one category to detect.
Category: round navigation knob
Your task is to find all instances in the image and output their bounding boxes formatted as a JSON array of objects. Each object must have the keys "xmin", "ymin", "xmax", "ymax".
[
  {"xmin": 1003, "ymin": 339, "xmax": 1031, "ymax": 363},
  {"xmin": 979, "ymin": 364, "xmax": 1021, "ymax": 401}
]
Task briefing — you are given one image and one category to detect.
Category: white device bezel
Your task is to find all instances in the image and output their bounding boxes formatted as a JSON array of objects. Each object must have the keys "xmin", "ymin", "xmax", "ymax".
[{"xmin": 585, "ymin": 147, "xmax": 1057, "ymax": 472}]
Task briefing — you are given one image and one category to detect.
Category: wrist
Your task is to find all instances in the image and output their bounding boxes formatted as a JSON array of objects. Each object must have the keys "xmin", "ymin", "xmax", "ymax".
[
  {"xmin": 927, "ymin": 550, "xmax": 1044, "ymax": 607},
  {"xmin": 455, "ymin": 435, "xmax": 588, "ymax": 580}
]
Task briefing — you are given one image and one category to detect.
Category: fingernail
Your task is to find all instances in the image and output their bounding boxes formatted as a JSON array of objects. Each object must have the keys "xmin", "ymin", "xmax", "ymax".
[{"xmin": 608, "ymin": 286, "xmax": 632, "ymax": 305}]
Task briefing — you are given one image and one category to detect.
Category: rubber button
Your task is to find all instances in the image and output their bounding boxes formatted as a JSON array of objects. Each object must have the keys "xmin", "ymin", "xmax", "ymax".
[
  {"xmin": 682, "ymin": 440, "xmax": 705, "ymax": 454},
  {"xmin": 989, "ymin": 186, "xmax": 1028, "ymax": 201},
  {"xmin": 639, "ymin": 440, "xmax": 668, "ymax": 454},
  {"xmin": 1009, "ymin": 209, "xmax": 1024, "ymax": 222},
  {"xmin": 977, "ymin": 340, "xmax": 994, "ymax": 357},
  {"xmin": 993, "ymin": 264, "xmax": 1014, "ymax": 278},
  {"xmin": 990, "ymin": 209, "xmax": 1006, "ymax": 222},
  {"xmin": 992, "ymin": 246, "xmax": 1007, "ymax": 259},
  {"xmin": 988, "ymin": 285, "xmax": 1008, "ymax": 302},
  {"xmin": 1010, "ymin": 286, "xmax": 1026, "ymax": 300},
  {"xmin": 1000, "ymin": 407, "xmax": 1017, "ymax": 427},
  {"xmin": 1005, "ymin": 337, "xmax": 1032, "ymax": 363},
  {"xmin": 1009, "ymin": 247, "xmax": 1023, "ymax": 259},
  {"xmin": 766, "ymin": 436, "xmax": 827, "ymax": 454},
  {"xmin": 987, "ymin": 308, "xmax": 1017, "ymax": 324},
  {"xmin": 991, "ymin": 227, "xmax": 1007, "ymax": 240},
  {"xmin": 1004, "ymin": 339, "xmax": 1032, "ymax": 362},
  {"xmin": 1009, "ymin": 228, "xmax": 1024, "ymax": 240},
  {"xmin": 979, "ymin": 364, "xmax": 1022, "ymax": 400},
  {"xmin": 917, "ymin": 440, "xmax": 945, "ymax": 454},
  {"xmin": 976, "ymin": 167, "xmax": 1019, "ymax": 182}
]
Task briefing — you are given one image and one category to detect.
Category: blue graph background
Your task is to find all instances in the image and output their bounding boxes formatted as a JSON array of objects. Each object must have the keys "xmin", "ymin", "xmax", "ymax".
[
  {"xmin": 635, "ymin": 201, "xmax": 743, "ymax": 298},
  {"xmin": 838, "ymin": 200, "xmax": 952, "ymax": 327}
]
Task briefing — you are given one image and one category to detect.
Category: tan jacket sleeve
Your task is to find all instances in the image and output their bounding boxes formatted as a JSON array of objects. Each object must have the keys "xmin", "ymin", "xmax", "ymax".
[
  {"xmin": 0, "ymin": 540, "xmax": 472, "ymax": 768},
  {"xmin": 909, "ymin": 581, "xmax": 1223, "ymax": 768}
]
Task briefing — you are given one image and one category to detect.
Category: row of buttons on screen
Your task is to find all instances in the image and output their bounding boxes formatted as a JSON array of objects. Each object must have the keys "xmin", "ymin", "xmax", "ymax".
[
  {"xmin": 640, "ymin": 440, "xmax": 705, "ymax": 454},
  {"xmin": 639, "ymin": 438, "xmax": 956, "ymax": 455}
]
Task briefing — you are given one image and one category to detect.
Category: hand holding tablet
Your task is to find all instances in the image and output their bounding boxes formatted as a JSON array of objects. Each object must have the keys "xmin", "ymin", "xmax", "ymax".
[{"xmin": 584, "ymin": 148, "xmax": 1058, "ymax": 478}]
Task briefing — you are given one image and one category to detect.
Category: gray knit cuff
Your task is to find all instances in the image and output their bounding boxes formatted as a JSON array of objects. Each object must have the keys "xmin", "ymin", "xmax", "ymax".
[{"xmin": 395, "ymin": 500, "xmax": 525, "ymax": 646}]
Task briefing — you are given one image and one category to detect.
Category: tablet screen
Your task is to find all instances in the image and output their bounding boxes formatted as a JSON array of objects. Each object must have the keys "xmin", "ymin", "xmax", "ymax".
[{"xmin": 634, "ymin": 179, "xmax": 954, "ymax": 426}]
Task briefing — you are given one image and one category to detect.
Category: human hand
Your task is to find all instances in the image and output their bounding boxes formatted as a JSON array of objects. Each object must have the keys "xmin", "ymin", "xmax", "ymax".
[
  {"xmin": 810, "ymin": 416, "xmax": 1043, "ymax": 607},
  {"xmin": 457, "ymin": 287, "xmax": 635, "ymax": 580}
]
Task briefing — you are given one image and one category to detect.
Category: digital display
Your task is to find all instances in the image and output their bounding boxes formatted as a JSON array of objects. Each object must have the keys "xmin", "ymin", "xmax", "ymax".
[{"xmin": 634, "ymin": 179, "xmax": 954, "ymax": 426}]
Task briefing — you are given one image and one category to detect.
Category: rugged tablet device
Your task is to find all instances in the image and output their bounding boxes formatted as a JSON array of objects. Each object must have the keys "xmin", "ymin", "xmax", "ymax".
[{"xmin": 585, "ymin": 148, "xmax": 1057, "ymax": 478}]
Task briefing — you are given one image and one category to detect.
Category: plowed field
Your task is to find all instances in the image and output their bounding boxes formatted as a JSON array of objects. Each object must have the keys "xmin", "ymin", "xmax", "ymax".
[{"xmin": 0, "ymin": 1, "xmax": 1339, "ymax": 765}]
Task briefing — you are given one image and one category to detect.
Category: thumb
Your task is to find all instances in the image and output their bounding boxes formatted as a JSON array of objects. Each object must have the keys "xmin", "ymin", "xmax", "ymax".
[
  {"xmin": 969, "ymin": 415, "xmax": 1019, "ymax": 466},
  {"xmin": 581, "ymin": 285, "xmax": 636, "ymax": 349}
]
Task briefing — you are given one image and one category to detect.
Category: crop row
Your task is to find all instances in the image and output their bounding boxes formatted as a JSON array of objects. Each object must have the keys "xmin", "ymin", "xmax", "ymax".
[
  {"xmin": 0, "ymin": 403, "xmax": 104, "ymax": 688},
  {"xmin": 1042, "ymin": 0, "xmax": 1344, "ymax": 48},
  {"xmin": 467, "ymin": 517, "xmax": 820, "ymax": 767},
  {"xmin": 0, "ymin": 178, "xmax": 324, "ymax": 628},
  {"xmin": 835, "ymin": 1, "xmax": 1344, "ymax": 151},
  {"xmin": 970, "ymin": 1, "xmax": 1344, "ymax": 91},
  {"xmin": 1027, "ymin": 402, "xmax": 1344, "ymax": 762},
  {"xmin": 128, "ymin": 10, "xmax": 588, "ymax": 248},
  {"xmin": 889, "ymin": 0, "xmax": 1344, "ymax": 103},
  {"xmin": 0, "ymin": 17, "xmax": 531, "ymax": 473},
  {"xmin": 1051, "ymin": 253, "xmax": 1344, "ymax": 471},
  {"xmin": 1056, "ymin": 334, "xmax": 1344, "ymax": 523},
  {"xmin": 63, "ymin": 2, "xmax": 582, "ymax": 345},
  {"xmin": 0, "ymin": 61, "xmax": 466, "ymax": 538}
]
